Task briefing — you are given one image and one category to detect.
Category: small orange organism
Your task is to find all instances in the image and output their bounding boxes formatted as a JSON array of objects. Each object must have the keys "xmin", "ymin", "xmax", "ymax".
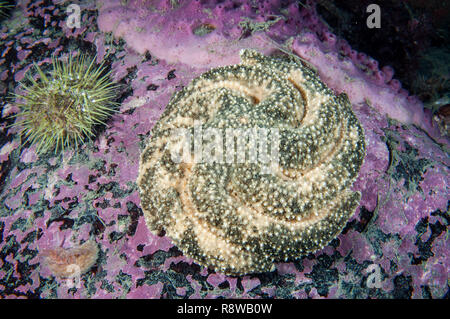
[{"xmin": 41, "ymin": 240, "xmax": 99, "ymax": 278}]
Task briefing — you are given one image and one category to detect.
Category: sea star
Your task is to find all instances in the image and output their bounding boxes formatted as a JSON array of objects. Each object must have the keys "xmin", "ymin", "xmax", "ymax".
[{"xmin": 137, "ymin": 49, "xmax": 365, "ymax": 275}]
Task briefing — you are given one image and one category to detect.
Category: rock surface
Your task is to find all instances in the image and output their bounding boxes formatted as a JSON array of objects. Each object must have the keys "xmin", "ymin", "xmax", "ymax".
[{"xmin": 0, "ymin": 0, "xmax": 448, "ymax": 298}]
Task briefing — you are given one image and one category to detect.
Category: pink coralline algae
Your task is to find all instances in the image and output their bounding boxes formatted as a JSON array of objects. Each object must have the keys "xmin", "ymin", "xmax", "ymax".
[
  {"xmin": 97, "ymin": 0, "xmax": 307, "ymax": 68},
  {"xmin": 0, "ymin": 0, "xmax": 448, "ymax": 298}
]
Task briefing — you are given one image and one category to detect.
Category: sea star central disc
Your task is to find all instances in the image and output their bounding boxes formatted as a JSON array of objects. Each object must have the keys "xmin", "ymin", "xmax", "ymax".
[{"xmin": 137, "ymin": 49, "xmax": 365, "ymax": 275}]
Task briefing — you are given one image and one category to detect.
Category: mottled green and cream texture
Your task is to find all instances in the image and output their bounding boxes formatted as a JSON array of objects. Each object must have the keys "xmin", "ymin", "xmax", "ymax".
[{"xmin": 137, "ymin": 49, "xmax": 366, "ymax": 275}]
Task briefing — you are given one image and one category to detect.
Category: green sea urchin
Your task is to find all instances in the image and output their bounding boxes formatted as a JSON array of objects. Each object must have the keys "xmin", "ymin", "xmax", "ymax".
[
  {"xmin": 0, "ymin": 1, "xmax": 13, "ymax": 17},
  {"xmin": 11, "ymin": 54, "xmax": 118, "ymax": 154}
]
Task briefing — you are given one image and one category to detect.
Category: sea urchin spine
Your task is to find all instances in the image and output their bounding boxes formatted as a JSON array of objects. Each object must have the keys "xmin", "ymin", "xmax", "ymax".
[
  {"xmin": 0, "ymin": 1, "xmax": 13, "ymax": 17},
  {"xmin": 11, "ymin": 53, "xmax": 118, "ymax": 154}
]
